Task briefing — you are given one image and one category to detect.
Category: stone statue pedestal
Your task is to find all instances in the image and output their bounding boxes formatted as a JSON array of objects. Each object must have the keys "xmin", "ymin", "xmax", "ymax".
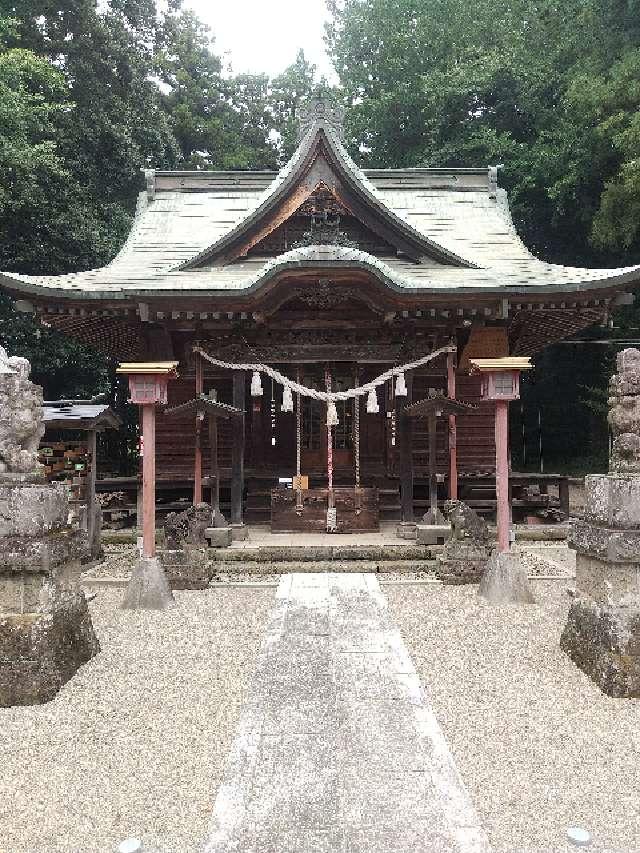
[
  {"xmin": 0, "ymin": 477, "xmax": 99, "ymax": 707},
  {"xmin": 561, "ymin": 350, "xmax": 640, "ymax": 697}
]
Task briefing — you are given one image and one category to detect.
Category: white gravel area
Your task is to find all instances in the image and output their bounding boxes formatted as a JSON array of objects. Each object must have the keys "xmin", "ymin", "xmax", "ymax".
[
  {"xmin": 387, "ymin": 580, "xmax": 640, "ymax": 853},
  {"xmin": 0, "ymin": 587, "xmax": 273, "ymax": 853}
]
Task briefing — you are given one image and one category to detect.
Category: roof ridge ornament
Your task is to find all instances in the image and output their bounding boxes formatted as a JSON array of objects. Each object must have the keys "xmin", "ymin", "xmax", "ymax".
[
  {"xmin": 488, "ymin": 164, "xmax": 504, "ymax": 199},
  {"xmin": 297, "ymin": 97, "xmax": 346, "ymax": 142}
]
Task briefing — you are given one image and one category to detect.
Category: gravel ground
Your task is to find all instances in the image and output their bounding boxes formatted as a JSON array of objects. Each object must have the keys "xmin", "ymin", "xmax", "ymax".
[
  {"xmin": 387, "ymin": 580, "xmax": 640, "ymax": 853},
  {"xmin": 0, "ymin": 587, "xmax": 273, "ymax": 853}
]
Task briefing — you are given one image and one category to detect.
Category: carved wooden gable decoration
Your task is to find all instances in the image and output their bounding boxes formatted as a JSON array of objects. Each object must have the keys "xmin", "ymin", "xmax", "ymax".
[{"xmin": 180, "ymin": 120, "xmax": 474, "ymax": 270}]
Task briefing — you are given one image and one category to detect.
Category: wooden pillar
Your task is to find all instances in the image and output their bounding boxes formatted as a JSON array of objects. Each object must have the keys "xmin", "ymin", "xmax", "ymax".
[
  {"xmin": 251, "ymin": 397, "xmax": 264, "ymax": 470},
  {"xmin": 141, "ymin": 403, "xmax": 156, "ymax": 558},
  {"xmin": 447, "ymin": 351, "xmax": 458, "ymax": 500},
  {"xmin": 209, "ymin": 415, "xmax": 220, "ymax": 517},
  {"xmin": 397, "ymin": 373, "xmax": 413, "ymax": 523},
  {"xmin": 325, "ymin": 368, "xmax": 334, "ymax": 504},
  {"xmin": 86, "ymin": 429, "xmax": 97, "ymax": 549},
  {"xmin": 193, "ymin": 353, "xmax": 204, "ymax": 504},
  {"xmin": 231, "ymin": 371, "xmax": 245, "ymax": 526},
  {"xmin": 428, "ymin": 412, "xmax": 438, "ymax": 520},
  {"xmin": 495, "ymin": 399, "xmax": 510, "ymax": 553}
]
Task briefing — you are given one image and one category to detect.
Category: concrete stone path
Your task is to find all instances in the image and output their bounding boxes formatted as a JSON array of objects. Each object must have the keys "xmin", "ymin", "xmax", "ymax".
[{"xmin": 203, "ymin": 573, "xmax": 490, "ymax": 853}]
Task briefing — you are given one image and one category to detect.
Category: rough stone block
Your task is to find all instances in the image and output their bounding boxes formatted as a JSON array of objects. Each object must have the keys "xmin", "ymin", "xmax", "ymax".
[
  {"xmin": 395, "ymin": 522, "xmax": 417, "ymax": 540},
  {"xmin": 0, "ymin": 480, "xmax": 68, "ymax": 537},
  {"xmin": 575, "ymin": 553, "xmax": 640, "ymax": 604},
  {"xmin": 435, "ymin": 546, "xmax": 489, "ymax": 584},
  {"xmin": 205, "ymin": 526, "xmax": 233, "ymax": 548},
  {"xmin": 583, "ymin": 474, "xmax": 640, "ymax": 529},
  {"xmin": 416, "ymin": 524, "xmax": 451, "ymax": 546},
  {"xmin": 570, "ymin": 519, "xmax": 640, "ymax": 563},
  {"xmin": 160, "ymin": 547, "xmax": 213, "ymax": 589},
  {"xmin": 0, "ymin": 585, "xmax": 99, "ymax": 707},
  {"xmin": 561, "ymin": 598, "xmax": 640, "ymax": 697}
]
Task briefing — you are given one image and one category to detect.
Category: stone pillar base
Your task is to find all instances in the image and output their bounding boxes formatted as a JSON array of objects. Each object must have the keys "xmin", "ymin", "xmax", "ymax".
[
  {"xmin": 0, "ymin": 587, "xmax": 99, "ymax": 707},
  {"xmin": 121, "ymin": 556, "xmax": 175, "ymax": 610},
  {"xmin": 561, "ymin": 599, "xmax": 640, "ymax": 697},
  {"xmin": 478, "ymin": 550, "xmax": 536, "ymax": 604}
]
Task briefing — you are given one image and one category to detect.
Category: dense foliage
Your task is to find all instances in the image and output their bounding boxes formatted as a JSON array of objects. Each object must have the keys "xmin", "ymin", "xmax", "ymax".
[{"xmin": 327, "ymin": 0, "xmax": 640, "ymax": 266}]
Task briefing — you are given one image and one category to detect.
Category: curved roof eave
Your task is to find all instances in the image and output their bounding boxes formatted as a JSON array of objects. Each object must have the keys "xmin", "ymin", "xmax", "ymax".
[{"xmin": 2, "ymin": 247, "xmax": 640, "ymax": 303}]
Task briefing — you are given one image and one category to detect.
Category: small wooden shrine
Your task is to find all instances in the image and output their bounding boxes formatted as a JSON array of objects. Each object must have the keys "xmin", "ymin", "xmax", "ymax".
[{"xmin": 2, "ymin": 99, "xmax": 639, "ymax": 533}]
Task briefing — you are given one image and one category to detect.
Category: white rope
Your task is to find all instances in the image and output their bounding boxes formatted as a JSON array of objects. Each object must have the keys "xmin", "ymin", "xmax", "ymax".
[{"xmin": 193, "ymin": 344, "xmax": 454, "ymax": 403}]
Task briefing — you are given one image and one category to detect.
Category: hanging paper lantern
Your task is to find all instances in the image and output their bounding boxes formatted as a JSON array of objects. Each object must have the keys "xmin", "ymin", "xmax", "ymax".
[
  {"xmin": 366, "ymin": 387, "xmax": 379, "ymax": 413},
  {"xmin": 394, "ymin": 371, "xmax": 407, "ymax": 397},
  {"xmin": 281, "ymin": 383, "xmax": 294, "ymax": 412},
  {"xmin": 327, "ymin": 400, "xmax": 339, "ymax": 426},
  {"xmin": 250, "ymin": 370, "xmax": 263, "ymax": 397}
]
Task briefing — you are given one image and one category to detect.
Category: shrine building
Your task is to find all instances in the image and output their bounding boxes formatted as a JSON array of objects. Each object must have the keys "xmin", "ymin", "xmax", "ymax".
[{"xmin": 2, "ymin": 100, "xmax": 639, "ymax": 533}]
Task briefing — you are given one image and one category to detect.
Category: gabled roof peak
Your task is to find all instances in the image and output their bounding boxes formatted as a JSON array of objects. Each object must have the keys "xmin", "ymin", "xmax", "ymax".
[{"xmin": 178, "ymin": 111, "xmax": 475, "ymax": 270}]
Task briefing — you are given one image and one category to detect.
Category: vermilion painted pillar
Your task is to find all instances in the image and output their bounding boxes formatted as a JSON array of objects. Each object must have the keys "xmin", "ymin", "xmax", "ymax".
[
  {"xmin": 447, "ymin": 352, "xmax": 458, "ymax": 500},
  {"xmin": 141, "ymin": 403, "xmax": 156, "ymax": 558},
  {"xmin": 495, "ymin": 399, "xmax": 510, "ymax": 553},
  {"xmin": 193, "ymin": 353, "xmax": 204, "ymax": 504}
]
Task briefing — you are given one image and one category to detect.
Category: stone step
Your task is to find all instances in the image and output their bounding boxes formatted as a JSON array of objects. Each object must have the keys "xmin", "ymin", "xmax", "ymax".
[
  {"xmin": 209, "ymin": 559, "xmax": 439, "ymax": 575},
  {"xmin": 210, "ymin": 544, "xmax": 438, "ymax": 563}
]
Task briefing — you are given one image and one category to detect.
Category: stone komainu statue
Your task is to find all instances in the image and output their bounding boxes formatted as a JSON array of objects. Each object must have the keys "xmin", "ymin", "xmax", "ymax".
[
  {"xmin": 444, "ymin": 499, "xmax": 489, "ymax": 544},
  {"xmin": 0, "ymin": 347, "xmax": 45, "ymax": 475}
]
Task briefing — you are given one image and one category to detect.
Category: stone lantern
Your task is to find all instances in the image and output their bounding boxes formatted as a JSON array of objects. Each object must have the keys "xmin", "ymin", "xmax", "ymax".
[
  {"xmin": 561, "ymin": 348, "xmax": 640, "ymax": 696},
  {"xmin": 116, "ymin": 361, "xmax": 178, "ymax": 609},
  {"xmin": 469, "ymin": 357, "xmax": 531, "ymax": 552}
]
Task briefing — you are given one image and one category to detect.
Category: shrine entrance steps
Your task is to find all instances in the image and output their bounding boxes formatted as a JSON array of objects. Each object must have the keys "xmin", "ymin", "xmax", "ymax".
[
  {"xmin": 203, "ymin": 573, "xmax": 489, "ymax": 852},
  {"xmin": 209, "ymin": 540, "xmax": 440, "ymax": 578}
]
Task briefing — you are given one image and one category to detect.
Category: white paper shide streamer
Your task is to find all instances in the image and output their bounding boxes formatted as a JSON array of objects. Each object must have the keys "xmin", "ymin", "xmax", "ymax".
[
  {"xmin": 281, "ymin": 384, "xmax": 294, "ymax": 412},
  {"xmin": 250, "ymin": 370, "xmax": 263, "ymax": 397}
]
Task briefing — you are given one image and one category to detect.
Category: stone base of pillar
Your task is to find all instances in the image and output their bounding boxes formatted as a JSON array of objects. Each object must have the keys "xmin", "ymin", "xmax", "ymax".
[
  {"xmin": 478, "ymin": 550, "xmax": 536, "ymax": 604},
  {"xmin": 121, "ymin": 556, "xmax": 175, "ymax": 610},
  {"xmin": 561, "ymin": 598, "xmax": 640, "ymax": 697},
  {"xmin": 231, "ymin": 523, "xmax": 248, "ymax": 541}
]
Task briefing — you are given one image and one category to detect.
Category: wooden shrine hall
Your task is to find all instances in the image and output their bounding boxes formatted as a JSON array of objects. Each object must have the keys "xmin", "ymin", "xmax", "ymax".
[{"xmin": 2, "ymin": 99, "xmax": 639, "ymax": 534}]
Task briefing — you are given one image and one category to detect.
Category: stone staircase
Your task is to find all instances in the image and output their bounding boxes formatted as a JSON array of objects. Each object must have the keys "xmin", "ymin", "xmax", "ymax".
[{"xmin": 207, "ymin": 543, "xmax": 440, "ymax": 578}]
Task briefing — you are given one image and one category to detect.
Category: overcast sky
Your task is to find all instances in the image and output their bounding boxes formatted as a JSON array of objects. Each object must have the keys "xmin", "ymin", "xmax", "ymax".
[{"xmin": 183, "ymin": 0, "xmax": 337, "ymax": 80}]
